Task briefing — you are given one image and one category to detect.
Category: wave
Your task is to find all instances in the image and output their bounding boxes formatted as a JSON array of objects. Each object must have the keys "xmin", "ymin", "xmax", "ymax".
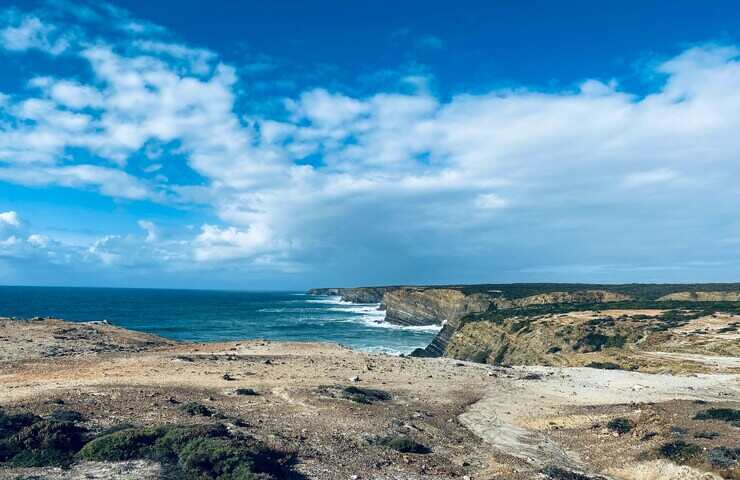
[
  {"xmin": 349, "ymin": 317, "xmax": 443, "ymax": 332},
  {"xmin": 357, "ymin": 345, "xmax": 406, "ymax": 355},
  {"xmin": 305, "ymin": 296, "xmax": 350, "ymax": 304}
]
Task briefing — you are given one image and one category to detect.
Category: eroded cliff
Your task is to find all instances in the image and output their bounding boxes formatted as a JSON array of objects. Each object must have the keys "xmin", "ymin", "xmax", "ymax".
[
  {"xmin": 307, "ymin": 287, "xmax": 397, "ymax": 304},
  {"xmin": 382, "ymin": 288, "xmax": 493, "ymax": 326}
]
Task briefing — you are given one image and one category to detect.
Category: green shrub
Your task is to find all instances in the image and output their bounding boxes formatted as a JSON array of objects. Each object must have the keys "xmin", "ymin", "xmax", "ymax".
[
  {"xmin": 709, "ymin": 446, "xmax": 739, "ymax": 469},
  {"xmin": 694, "ymin": 408, "xmax": 740, "ymax": 423},
  {"xmin": 182, "ymin": 402, "xmax": 214, "ymax": 417},
  {"xmin": 341, "ymin": 386, "xmax": 391, "ymax": 404},
  {"xmin": 235, "ymin": 388, "xmax": 259, "ymax": 396},
  {"xmin": 79, "ymin": 427, "xmax": 161, "ymax": 461},
  {"xmin": 152, "ymin": 424, "xmax": 230, "ymax": 462},
  {"xmin": 2, "ymin": 420, "xmax": 87, "ymax": 467},
  {"xmin": 49, "ymin": 410, "xmax": 86, "ymax": 423},
  {"xmin": 0, "ymin": 410, "xmax": 40, "ymax": 439},
  {"xmin": 379, "ymin": 435, "xmax": 430, "ymax": 454},
  {"xmin": 542, "ymin": 465, "xmax": 604, "ymax": 480},
  {"xmin": 658, "ymin": 440, "xmax": 701, "ymax": 463},
  {"xmin": 607, "ymin": 417, "xmax": 633, "ymax": 434},
  {"xmin": 79, "ymin": 424, "xmax": 286, "ymax": 479},
  {"xmin": 178, "ymin": 437, "xmax": 277, "ymax": 479},
  {"xmin": 584, "ymin": 362, "xmax": 621, "ymax": 370}
]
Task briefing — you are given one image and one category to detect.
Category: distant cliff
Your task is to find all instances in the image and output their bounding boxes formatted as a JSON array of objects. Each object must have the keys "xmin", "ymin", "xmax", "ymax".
[
  {"xmin": 658, "ymin": 291, "xmax": 740, "ymax": 302},
  {"xmin": 382, "ymin": 288, "xmax": 493, "ymax": 326},
  {"xmin": 308, "ymin": 284, "xmax": 643, "ymax": 356},
  {"xmin": 307, "ymin": 287, "xmax": 397, "ymax": 304}
]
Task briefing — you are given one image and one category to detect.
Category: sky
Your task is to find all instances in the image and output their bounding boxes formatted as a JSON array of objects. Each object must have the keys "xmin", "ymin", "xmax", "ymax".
[{"xmin": 1, "ymin": 1, "xmax": 740, "ymax": 290}]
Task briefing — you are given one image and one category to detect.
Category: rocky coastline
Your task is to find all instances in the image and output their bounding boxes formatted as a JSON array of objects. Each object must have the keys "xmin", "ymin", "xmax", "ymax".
[{"xmin": 1, "ymin": 284, "xmax": 739, "ymax": 479}]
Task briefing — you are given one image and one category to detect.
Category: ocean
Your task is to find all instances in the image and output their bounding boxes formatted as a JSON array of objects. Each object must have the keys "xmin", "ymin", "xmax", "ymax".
[{"xmin": 0, "ymin": 286, "xmax": 440, "ymax": 354}]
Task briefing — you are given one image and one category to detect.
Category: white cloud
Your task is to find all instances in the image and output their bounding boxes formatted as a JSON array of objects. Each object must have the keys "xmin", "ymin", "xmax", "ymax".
[
  {"xmin": 194, "ymin": 223, "xmax": 286, "ymax": 262},
  {"xmin": 0, "ymin": 211, "xmax": 21, "ymax": 228},
  {"xmin": 0, "ymin": 15, "xmax": 69, "ymax": 55},
  {"xmin": 474, "ymin": 193, "xmax": 509, "ymax": 210},
  {"xmin": 2, "ymin": 1, "xmax": 740, "ymax": 282},
  {"xmin": 27, "ymin": 234, "xmax": 49, "ymax": 247},
  {"xmin": 137, "ymin": 220, "xmax": 158, "ymax": 242},
  {"xmin": 0, "ymin": 165, "xmax": 155, "ymax": 200},
  {"xmin": 622, "ymin": 168, "xmax": 678, "ymax": 188}
]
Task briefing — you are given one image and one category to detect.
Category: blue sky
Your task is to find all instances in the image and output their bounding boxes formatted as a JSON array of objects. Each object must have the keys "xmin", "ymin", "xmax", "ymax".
[{"xmin": 1, "ymin": 0, "xmax": 740, "ymax": 289}]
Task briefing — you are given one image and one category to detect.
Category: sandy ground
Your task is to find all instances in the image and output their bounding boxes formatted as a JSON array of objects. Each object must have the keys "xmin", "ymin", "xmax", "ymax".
[{"xmin": 1, "ymin": 318, "xmax": 738, "ymax": 479}]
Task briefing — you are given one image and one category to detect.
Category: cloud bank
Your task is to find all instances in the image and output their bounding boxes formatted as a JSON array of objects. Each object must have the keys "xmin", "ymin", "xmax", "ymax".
[{"xmin": 1, "ymin": 2, "xmax": 739, "ymax": 287}]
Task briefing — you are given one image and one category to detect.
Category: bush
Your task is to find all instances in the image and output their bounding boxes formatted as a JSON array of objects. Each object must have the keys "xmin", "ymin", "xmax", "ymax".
[
  {"xmin": 2, "ymin": 420, "xmax": 87, "ymax": 467},
  {"xmin": 79, "ymin": 427, "xmax": 161, "ymax": 462},
  {"xmin": 79, "ymin": 424, "xmax": 287, "ymax": 479},
  {"xmin": 235, "ymin": 388, "xmax": 259, "ymax": 396},
  {"xmin": 178, "ymin": 437, "xmax": 278, "ymax": 479},
  {"xmin": 182, "ymin": 402, "xmax": 214, "ymax": 417},
  {"xmin": 658, "ymin": 440, "xmax": 701, "ymax": 463},
  {"xmin": 0, "ymin": 410, "xmax": 40, "ymax": 439},
  {"xmin": 379, "ymin": 435, "xmax": 430, "ymax": 454},
  {"xmin": 708, "ymin": 447, "xmax": 739, "ymax": 469},
  {"xmin": 607, "ymin": 417, "xmax": 633, "ymax": 434},
  {"xmin": 574, "ymin": 333, "xmax": 625, "ymax": 352},
  {"xmin": 49, "ymin": 410, "xmax": 86, "ymax": 423},
  {"xmin": 585, "ymin": 362, "xmax": 621, "ymax": 370},
  {"xmin": 542, "ymin": 465, "xmax": 605, "ymax": 480},
  {"xmin": 340, "ymin": 386, "xmax": 391, "ymax": 404},
  {"xmin": 694, "ymin": 408, "xmax": 740, "ymax": 423},
  {"xmin": 316, "ymin": 385, "xmax": 391, "ymax": 404}
]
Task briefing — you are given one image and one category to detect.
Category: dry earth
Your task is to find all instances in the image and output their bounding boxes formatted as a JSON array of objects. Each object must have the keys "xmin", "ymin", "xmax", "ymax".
[{"xmin": 0, "ymin": 318, "xmax": 738, "ymax": 479}]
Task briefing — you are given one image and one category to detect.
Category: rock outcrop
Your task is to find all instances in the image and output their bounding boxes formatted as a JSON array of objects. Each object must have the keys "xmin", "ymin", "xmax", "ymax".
[
  {"xmin": 494, "ymin": 290, "xmax": 632, "ymax": 309},
  {"xmin": 658, "ymin": 291, "xmax": 740, "ymax": 302},
  {"xmin": 309, "ymin": 285, "xmax": 639, "ymax": 357},
  {"xmin": 383, "ymin": 288, "xmax": 494, "ymax": 326},
  {"xmin": 307, "ymin": 287, "xmax": 397, "ymax": 304},
  {"xmin": 444, "ymin": 309, "xmax": 740, "ymax": 372}
]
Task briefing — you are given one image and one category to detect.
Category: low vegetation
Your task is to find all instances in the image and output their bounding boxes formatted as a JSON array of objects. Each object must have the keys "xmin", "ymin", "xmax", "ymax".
[
  {"xmin": 694, "ymin": 407, "xmax": 740, "ymax": 423},
  {"xmin": 658, "ymin": 440, "xmax": 701, "ymax": 463},
  {"xmin": 378, "ymin": 434, "xmax": 430, "ymax": 454},
  {"xmin": 1, "ymin": 408, "xmax": 298, "ymax": 478},
  {"xmin": 181, "ymin": 401, "xmax": 214, "ymax": 417},
  {"xmin": 0, "ymin": 409, "xmax": 87, "ymax": 468},
  {"xmin": 708, "ymin": 446, "xmax": 740, "ymax": 470},
  {"xmin": 316, "ymin": 385, "xmax": 391, "ymax": 404},
  {"xmin": 606, "ymin": 417, "xmax": 633, "ymax": 434},
  {"xmin": 81, "ymin": 423, "xmax": 290, "ymax": 479}
]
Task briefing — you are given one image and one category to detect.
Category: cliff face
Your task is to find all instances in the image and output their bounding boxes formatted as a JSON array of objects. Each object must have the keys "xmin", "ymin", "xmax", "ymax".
[
  {"xmin": 309, "ymin": 285, "xmax": 639, "ymax": 357},
  {"xmin": 444, "ymin": 309, "xmax": 740, "ymax": 372},
  {"xmin": 382, "ymin": 288, "xmax": 493, "ymax": 326},
  {"xmin": 307, "ymin": 287, "xmax": 396, "ymax": 303},
  {"xmin": 494, "ymin": 290, "xmax": 632, "ymax": 309},
  {"xmin": 658, "ymin": 291, "xmax": 740, "ymax": 302}
]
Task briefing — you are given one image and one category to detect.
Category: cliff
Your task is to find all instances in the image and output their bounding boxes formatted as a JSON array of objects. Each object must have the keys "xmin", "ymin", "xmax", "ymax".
[
  {"xmin": 658, "ymin": 291, "xmax": 740, "ymax": 302},
  {"xmin": 444, "ymin": 308, "xmax": 740, "ymax": 372},
  {"xmin": 307, "ymin": 286, "xmax": 397, "ymax": 303},
  {"xmin": 310, "ymin": 284, "xmax": 643, "ymax": 357},
  {"xmin": 382, "ymin": 287, "xmax": 493, "ymax": 326}
]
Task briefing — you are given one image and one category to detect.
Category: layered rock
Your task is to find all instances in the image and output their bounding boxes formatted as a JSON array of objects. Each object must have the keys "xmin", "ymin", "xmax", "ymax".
[
  {"xmin": 443, "ymin": 309, "xmax": 740, "ymax": 372},
  {"xmin": 658, "ymin": 291, "xmax": 740, "ymax": 302},
  {"xmin": 309, "ymin": 285, "xmax": 638, "ymax": 357},
  {"xmin": 494, "ymin": 290, "xmax": 632, "ymax": 309},
  {"xmin": 383, "ymin": 288, "xmax": 493, "ymax": 326}
]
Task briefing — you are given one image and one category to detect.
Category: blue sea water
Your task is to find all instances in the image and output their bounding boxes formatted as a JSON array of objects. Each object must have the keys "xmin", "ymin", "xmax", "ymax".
[{"xmin": 0, "ymin": 286, "xmax": 439, "ymax": 354}]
